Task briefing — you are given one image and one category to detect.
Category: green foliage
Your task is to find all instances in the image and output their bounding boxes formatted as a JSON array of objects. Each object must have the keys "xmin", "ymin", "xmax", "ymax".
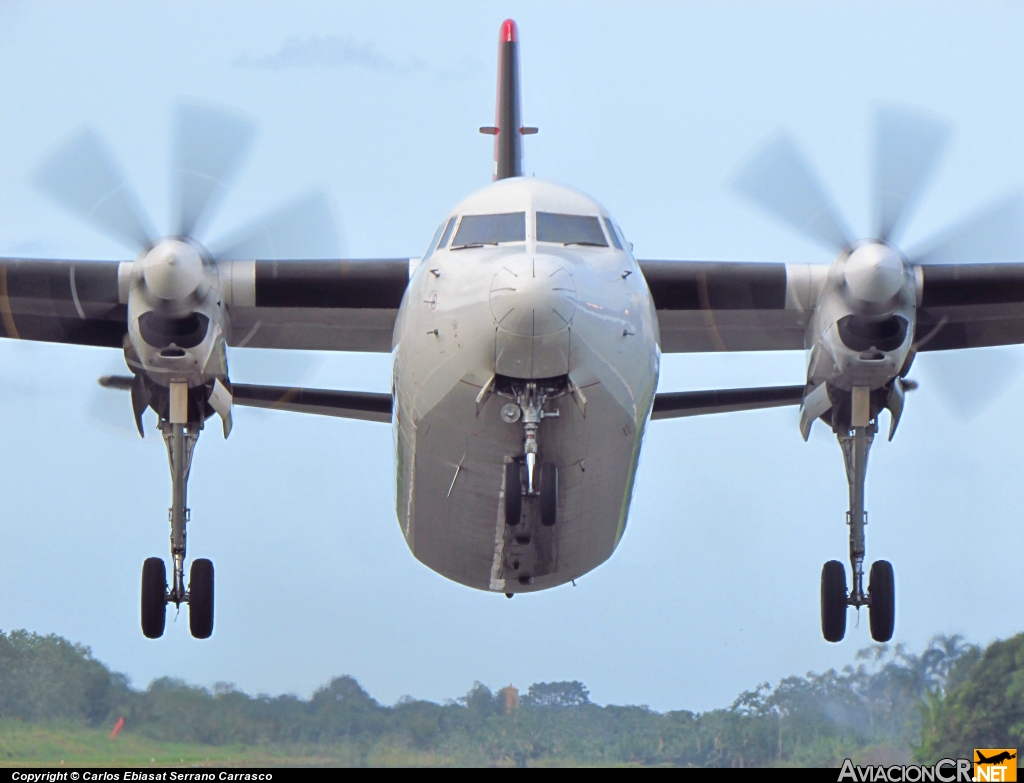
[
  {"xmin": 917, "ymin": 632, "xmax": 1023, "ymax": 761},
  {"xmin": 523, "ymin": 681, "xmax": 590, "ymax": 708},
  {"xmin": 0, "ymin": 631, "xmax": 127, "ymax": 725},
  {"xmin": 0, "ymin": 628, "xmax": 1012, "ymax": 767}
]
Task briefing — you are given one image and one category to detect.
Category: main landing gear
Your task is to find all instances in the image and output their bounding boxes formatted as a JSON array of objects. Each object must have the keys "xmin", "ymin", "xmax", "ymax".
[
  {"xmin": 820, "ymin": 386, "xmax": 895, "ymax": 644},
  {"xmin": 141, "ymin": 382, "xmax": 215, "ymax": 640},
  {"xmin": 501, "ymin": 379, "xmax": 560, "ymax": 529}
]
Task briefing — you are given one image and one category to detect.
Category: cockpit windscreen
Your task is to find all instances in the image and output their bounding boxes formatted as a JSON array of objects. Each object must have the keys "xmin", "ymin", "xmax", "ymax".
[
  {"xmin": 537, "ymin": 212, "xmax": 608, "ymax": 247},
  {"xmin": 452, "ymin": 212, "xmax": 526, "ymax": 248}
]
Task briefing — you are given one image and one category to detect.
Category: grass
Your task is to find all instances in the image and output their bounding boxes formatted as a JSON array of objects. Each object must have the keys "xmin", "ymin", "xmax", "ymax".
[{"xmin": 0, "ymin": 721, "xmax": 466, "ymax": 767}]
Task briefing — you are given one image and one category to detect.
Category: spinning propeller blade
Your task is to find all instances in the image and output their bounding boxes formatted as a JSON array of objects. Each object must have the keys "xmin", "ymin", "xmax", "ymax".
[
  {"xmin": 34, "ymin": 130, "xmax": 156, "ymax": 251},
  {"xmin": 210, "ymin": 189, "xmax": 342, "ymax": 261},
  {"xmin": 87, "ymin": 360, "xmax": 144, "ymax": 439},
  {"xmin": 909, "ymin": 195, "xmax": 1024, "ymax": 265},
  {"xmin": 35, "ymin": 103, "xmax": 340, "ymax": 261},
  {"xmin": 909, "ymin": 346, "xmax": 1024, "ymax": 420},
  {"xmin": 872, "ymin": 106, "xmax": 951, "ymax": 244},
  {"xmin": 734, "ymin": 109, "xmax": 1024, "ymax": 265},
  {"xmin": 173, "ymin": 103, "xmax": 257, "ymax": 239},
  {"xmin": 732, "ymin": 133, "xmax": 852, "ymax": 253}
]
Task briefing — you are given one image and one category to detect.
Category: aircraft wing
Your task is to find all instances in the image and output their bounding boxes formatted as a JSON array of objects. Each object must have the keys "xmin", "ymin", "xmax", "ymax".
[
  {"xmin": 641, "ymin": 259, "xmax": 1024, "ymax": 353},
  {"xmin": 221, "ymin": 258, "xmax": 409, "ymax": 352},
  {"xmin": 0, "ymin": 257, "xmax": 411, "ymax": 353},
  {"xmin": 10, "ymin": 256, "xmax": 1024, "ymax": 357},
  {"xmin": 0, "ymin": 259, "xmax": 127, "ymax": 347},
  {"xmin": 640, "ymin": 260, "xmax": 810, "ymax": 352},
  {"xmin": 914, "ymin": 263, "xmax": 1024, "ymax": 350}
]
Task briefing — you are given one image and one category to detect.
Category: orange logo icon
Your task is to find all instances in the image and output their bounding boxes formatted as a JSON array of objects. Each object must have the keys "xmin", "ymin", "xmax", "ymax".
[{"xmin": 975, "ymin": 749, "xmax": 1017, "ymax": 782}]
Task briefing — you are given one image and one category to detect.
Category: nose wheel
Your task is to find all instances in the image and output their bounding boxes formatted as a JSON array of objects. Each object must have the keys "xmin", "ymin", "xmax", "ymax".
[
  {"xmin": 820, "ymin": 395, "xmax": 895, "ymax": 643},
  {"xmin": 539, "ymin": 462, "xmax": 557, "ymax": 527},
  {"xmin": 140, "ymin": 383, "xmax": 215, "ymax": 640},
  {"xmin": 503, "ymin": 459, "xmax": 558, "ymax": 527},
  {"xmin": 504, "ymin": 462, "xmax": 523, "ymax": 526}
]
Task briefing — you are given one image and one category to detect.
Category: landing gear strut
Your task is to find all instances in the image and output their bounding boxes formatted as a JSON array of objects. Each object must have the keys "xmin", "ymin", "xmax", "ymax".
[
  {"xmin": 141, "ymin": 382, "xmax": 215, "ymax": 639},
  {"xmin": 839, "ymin": 421, "xmax": 873, "ymax": 611},
  {"xmin": 164, "ymin": 418, "xmax": 199, "ymax": 608},
  {"xmin": 820, "ymin": 386, "xmax": 895, "ymax": 643}
]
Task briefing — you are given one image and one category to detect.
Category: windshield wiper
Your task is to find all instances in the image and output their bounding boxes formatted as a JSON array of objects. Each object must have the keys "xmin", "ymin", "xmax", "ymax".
[
  {"xmin": 451, "ymin": 242, "xmax": 498, "ymax": 250},
  {"xmin": 562, "ymin": 241, "xmax": 606, "ymax": 247}
]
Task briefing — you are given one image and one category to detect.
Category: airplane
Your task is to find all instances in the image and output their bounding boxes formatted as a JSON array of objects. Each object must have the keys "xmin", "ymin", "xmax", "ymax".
[
  {"xmin": 9, "ymin": 19, "xmax": 1024, "ymax": 644},
  {"xmin": 976, "ymin": 751, "xmax": 1017, "ymax": 766}
]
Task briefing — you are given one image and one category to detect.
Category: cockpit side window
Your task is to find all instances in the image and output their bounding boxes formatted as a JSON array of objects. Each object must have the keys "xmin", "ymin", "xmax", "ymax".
[
  {"xmin": 614, "ymin": 220, "xmax": 632, "ymax": 253},
  {"xmin": 452, "ymin": 212, "xmax": 526, "ymax": 248},
  {"xmin": 423, "ymin": 221, "xmax": 446, "ymax": 260},
  {"xmin": 602, "ymin": 217, "xmax": 623, "ymax": 250},
  {"xmin": 437, "ymin": 216, "xmax": 457, "ymax": 250},
  {"xmin": 536, "ymin": 212, "xmax": 608, "ymax": 247}
]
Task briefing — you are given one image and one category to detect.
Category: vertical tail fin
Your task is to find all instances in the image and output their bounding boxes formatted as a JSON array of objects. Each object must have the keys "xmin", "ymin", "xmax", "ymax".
[{"xmin": 480, "ymin": 19, "xmax": 537, "ymax": 180}]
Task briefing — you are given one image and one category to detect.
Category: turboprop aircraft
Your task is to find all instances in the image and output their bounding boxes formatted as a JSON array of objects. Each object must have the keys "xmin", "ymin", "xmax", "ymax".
[{"xmin": 12, "ymin": 20, "xmax": 1024, "ymax": 644}]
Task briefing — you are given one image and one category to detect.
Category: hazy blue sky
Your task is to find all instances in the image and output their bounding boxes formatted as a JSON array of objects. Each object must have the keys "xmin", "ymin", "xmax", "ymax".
[{"xmin": 0, "ymin": 0, "xmax": 1022, "ymax": 713}]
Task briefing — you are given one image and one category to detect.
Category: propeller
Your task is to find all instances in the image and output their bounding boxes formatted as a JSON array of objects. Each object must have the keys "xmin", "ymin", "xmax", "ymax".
[
  {"xmin": 732, "ymin": 105, "xmax": 1024, "ymax": 417},
  {"xmin": 732, "ymin": 106, "xmax": 1024, "ymax": 267},
  {"xmin": 732, "ymin": 133, "xmax": 852, "ymax": 253},
  {"xmin": 908, "ymin": 346, "xmax": 1024, "ymax": 421},
  {"xmin": 86, "ymin": 356, "xmax": 148, "ymax": 439},
  {"xmin": 211, "ymin": 189, "xmax": 342, "ymax": 261},
  {"xmin": 872, "ymin": 106, "xmax": 950, "ymax": 244},
  {"xmin": 34, "ymin": 102, "xmax": 342, "ymax": 261},
  {"xmin": 33, "ymin": 130, "xmax": 156, "ymax": 251}
]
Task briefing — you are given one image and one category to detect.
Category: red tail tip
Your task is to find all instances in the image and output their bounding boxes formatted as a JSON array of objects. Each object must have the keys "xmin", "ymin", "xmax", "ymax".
[{"xmin": 500, "ymin": 19, "xmax": 518, "ymax": 43}]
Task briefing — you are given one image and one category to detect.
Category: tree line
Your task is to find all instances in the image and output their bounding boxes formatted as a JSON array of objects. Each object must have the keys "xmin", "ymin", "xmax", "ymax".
[{"xmin": 0, "ymin": 628, "xmax": 1019, "ymax": 766}]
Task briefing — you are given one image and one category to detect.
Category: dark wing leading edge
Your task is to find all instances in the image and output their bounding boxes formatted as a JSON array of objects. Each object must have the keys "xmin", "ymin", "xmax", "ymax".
[
  {"xmin": 639, "ymin": 260, "xmax": 808, "ymax": 352},
  {"xmin": 0, "ymin": 257, "xmax": 410, "ymax": 353},
  {"xmin": 0, "ymin": 259, "xmax": 126, "ymax": 346},
  {"xmin": 641, "ymin": 259, "xmax": 1024, "ymax": 353},
  {"xmin": 224, "ymin": 258, "xmax": 410, "ymax": 352},
  {"xmin": 914, "ymin": 263, "xmax": 1024, "ymax": 351}
]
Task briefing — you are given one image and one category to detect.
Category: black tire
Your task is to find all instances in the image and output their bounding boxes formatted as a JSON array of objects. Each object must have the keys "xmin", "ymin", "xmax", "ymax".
[
  {"xmin": 868, "ymin": 560, "xmax": 895, "ymax": 643},
  {"xmin": 141, "ymin": 558, "xmax": 167, "ymax": 639},
  {"xmin": 189, "ymin": 559, "xmax": 215, "ymax": 639},
  {"xmin": 820, "ymin": 560, "xmax": 847, "ymax": 643},
  {"xmin": 540, "ymin": 462, "xmax": 558, "ymax": 527},
  {"xmin": 504, "ymin": 462, "xmax": 522, "ymax": 526}
]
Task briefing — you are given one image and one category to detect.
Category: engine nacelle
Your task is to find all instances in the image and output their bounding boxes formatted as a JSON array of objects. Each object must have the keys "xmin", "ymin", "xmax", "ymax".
[
  {"xmin": 806, "ymin": 240, "xmax": 917, "ymax": 394},
  {"xmin": 126, "ymin": 238, "xmax": 229, "ymax": 389}
]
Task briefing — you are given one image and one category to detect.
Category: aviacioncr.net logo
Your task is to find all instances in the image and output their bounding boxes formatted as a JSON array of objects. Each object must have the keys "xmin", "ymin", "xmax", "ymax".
[{"xmin": 838, "ymin": 758, "xmax": 973, "ymax": 782}]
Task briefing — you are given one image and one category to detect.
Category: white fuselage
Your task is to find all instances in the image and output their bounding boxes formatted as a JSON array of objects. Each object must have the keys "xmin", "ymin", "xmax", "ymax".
[{"xmin": 392, "ymin": 178, "xmax": 660, "ymax": 593}]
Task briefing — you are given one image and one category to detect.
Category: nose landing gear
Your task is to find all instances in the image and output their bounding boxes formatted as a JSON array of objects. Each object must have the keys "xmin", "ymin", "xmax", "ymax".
[
  {"xmin": 499, "ymin": 378, "xmax": 562, "ymax": 528},
  {"xmin": 141, "ymin": 382, "xmax": 215, "ymax": 640},
  {"xmin": 819, "ymin": 386, "xmax": 895, "ymax": 643}
]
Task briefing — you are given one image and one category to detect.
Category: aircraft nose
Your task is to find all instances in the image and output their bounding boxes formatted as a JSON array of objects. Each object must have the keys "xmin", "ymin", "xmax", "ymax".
[{"xmin": 489, "ymin": 255, "xmax": 577, "ymax": 336}]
